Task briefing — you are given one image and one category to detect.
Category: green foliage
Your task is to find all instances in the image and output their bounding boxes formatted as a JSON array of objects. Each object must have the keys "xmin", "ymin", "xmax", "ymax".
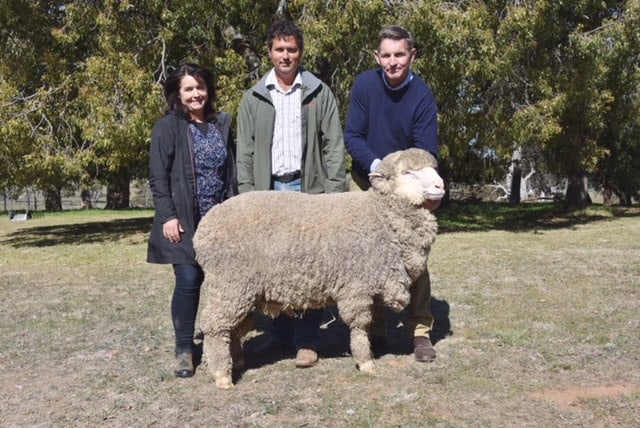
[
  {"xmin": 1, "ymin": 0, "xmax": 639, "ymax": 208},
  {"xmin": 291, "ymin": 0, "xmax": 394, "ymax": 116},
  {"xmin": 407, "ymin": 1, "xmax": 503, "ymax": 182},
  {"xmin": 483, "ymin": 0, "xmax": 640, "ymax": 207},
  {"xmin": 214, "ymin": 49, "xmax": 250, "ymax": 117},
  {"xmin": 596, "ymin": 0, "xmax": 640, "ymax": 203}
]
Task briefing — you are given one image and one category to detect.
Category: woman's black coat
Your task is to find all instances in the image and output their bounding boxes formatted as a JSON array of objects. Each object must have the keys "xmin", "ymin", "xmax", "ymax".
[{"xmin": 147, "ymin": 111, "xmax": 237, "ymax": 265}]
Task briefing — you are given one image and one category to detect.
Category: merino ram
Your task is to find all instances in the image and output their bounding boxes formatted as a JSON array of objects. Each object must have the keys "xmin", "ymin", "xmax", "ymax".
[{"xmin": 193, "ymin": 148, "xmax": 444, "ymax": 389}]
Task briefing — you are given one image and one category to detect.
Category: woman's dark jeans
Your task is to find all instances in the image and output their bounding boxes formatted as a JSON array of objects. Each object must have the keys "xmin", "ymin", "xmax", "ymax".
[{"xmin": 172, "ymin": 264, "xmax": 204, "ymax": 355}]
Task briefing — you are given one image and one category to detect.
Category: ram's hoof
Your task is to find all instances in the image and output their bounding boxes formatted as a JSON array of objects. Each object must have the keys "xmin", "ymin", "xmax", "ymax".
[
  {"xmin": 358, "ymin": 360, "xmax": 376, "ymax": 374},
  {"xmin": 214, "ymin": 372, "xmax": 234, "ymax": 389}
]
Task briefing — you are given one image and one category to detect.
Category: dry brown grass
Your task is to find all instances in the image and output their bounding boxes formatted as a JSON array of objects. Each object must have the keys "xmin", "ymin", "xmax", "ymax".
[{"xmin": 0, "ymin": 206, "xmax": 638, "ymax": 427}]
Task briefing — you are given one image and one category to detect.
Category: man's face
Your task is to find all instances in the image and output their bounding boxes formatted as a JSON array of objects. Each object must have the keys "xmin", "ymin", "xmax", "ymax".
[
  {"xmin": 374, "ymin": 38, "xmax": 416, "ymax": 88},
  {"xmin": 269, "ymin": 36, "xmax": 302, "ymax": 83}
]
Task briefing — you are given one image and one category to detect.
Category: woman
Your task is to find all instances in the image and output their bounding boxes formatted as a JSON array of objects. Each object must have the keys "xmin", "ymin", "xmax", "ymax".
[{"xmin": 147, "ymin": 64, "xmax": 237, "ymax": 378}]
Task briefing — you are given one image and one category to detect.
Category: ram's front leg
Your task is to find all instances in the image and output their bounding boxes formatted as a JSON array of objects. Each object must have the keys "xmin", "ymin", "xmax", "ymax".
[
  {"xmin": 230, "ymin": 314, "xmax": 253, "ymax": 371},
  {"xmin": 350, "ymin": 327, "xmax": 375, "ymax": 373},
  {"xmin": 338, "ymin": 299, "xmax": 375, "ymax": 373},
  {"xmin": 382, "ymin": 279, "xmax": 411, "ymax": 313}
]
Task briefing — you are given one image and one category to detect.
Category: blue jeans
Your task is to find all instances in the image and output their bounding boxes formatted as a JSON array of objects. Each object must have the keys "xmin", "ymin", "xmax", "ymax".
[
  {"xmin": 273, "ymin": 177, "xmax": 301, "ymax": 192},
  {"xmin": 172, "ymin": 264, "xmax": 204, "ymax": 354},
  {"xmin": 271, "ymin": 177, "xmax": 323, "ymax": 351}
]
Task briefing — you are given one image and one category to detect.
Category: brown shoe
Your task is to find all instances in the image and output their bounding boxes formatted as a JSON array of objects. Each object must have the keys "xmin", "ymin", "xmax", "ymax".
[
  {"xmin": 174, "ymin": 352, "xmax": 194, "ymax": 378},
  {"xmin": 295, "ymin": 348, "xmax": 318, "ymax": 368},
  {"xmin": 413, "ymin": 337, "xmax": 436, "ymax": 362}
]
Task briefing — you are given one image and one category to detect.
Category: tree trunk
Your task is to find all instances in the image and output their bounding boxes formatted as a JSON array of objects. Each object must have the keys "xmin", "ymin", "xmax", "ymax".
[
  {"xmin": 602, "ymin": 186, "xmax": 614, "ymax": 206},
  {"xmin": 276, "ymin": 0, "xmax": 289, "ymax": 18},
  {"xmin": 105, "ymin": 171, "xmax": 130, "ymax": 209},
  {"xmin": 607, "ymin": 185, "xmax": 633, "ymax": 206},
  {"xmin": 44, "ymin": 186, "xmax": 62, "ymax": 211},
  {"xmin": 80, "ymin": 189, "xmax": 93, "ymax": 209},
  {"xmin": 31, "ymin": 187, "xmax": 38, "ymax": 211},
  {"xmin": 437, "ymin": 159, "xmax": 451, "ymax": 207},
  {"xmin": 223, "ymin": 26, "xmax": 262, "ymax": 81},
  {"xmin": 564, "ymin": 170, "xmax": 591, "ymax": 211},
  {"xmin": 509, "ymin": 164, "xmax": 522, "ymax": 205}
]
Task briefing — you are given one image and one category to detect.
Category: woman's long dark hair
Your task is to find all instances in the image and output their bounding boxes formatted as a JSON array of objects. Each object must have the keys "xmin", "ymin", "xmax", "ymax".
[{"xmin": 163, "ymin": 63, "xmax": 217, "ymax": 122}]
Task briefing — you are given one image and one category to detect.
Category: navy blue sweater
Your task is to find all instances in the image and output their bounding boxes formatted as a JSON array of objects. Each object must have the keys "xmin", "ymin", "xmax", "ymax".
[{"xmin": 344, "ymin": 69, "xmax": 439, "ymax": 178}]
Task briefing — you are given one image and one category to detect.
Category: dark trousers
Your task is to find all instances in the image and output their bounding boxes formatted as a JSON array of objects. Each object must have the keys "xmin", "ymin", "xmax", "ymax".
[
  {"xmin": 272, "ymin": 308, "xmax": 323, "ymax": 351},
  {"xmin": 172, "ymin": 264, "xmax": 204, "ymax": 354}
]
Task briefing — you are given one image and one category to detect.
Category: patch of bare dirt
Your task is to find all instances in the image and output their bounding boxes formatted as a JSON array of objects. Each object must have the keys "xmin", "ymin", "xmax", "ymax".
[{"xmin": 531, "ymin": 384, "xmax": 640, "ymax": 410}]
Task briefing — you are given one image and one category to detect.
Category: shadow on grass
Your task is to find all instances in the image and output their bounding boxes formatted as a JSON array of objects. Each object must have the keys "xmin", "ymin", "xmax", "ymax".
[
  {"xmin": 192, "ymin": 297, "xmax": 452, "ymax": 382},
  {"xmin": 6, "ymin": 203, "xmax": 638, "ymax": 248},
  {"xmin": 437, "ymin": 201, "xmax": 640, "ymax": 234},
  {"xmin": 4, "ymin": 216, "xmax": 154, "ymax": 248}
]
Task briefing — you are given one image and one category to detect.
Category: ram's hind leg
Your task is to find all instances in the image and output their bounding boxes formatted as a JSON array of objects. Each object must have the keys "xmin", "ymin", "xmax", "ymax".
[
  {"xmin": 202, "ymin": 332, "xmax": 234, "ymax": 389},
  {"xmin": 338, "ymin": 299, "xmax": 375, "ymax": 373},
  {"xmin": 200, "ymin": 281, "xmax": 254, "ymax": 389}
]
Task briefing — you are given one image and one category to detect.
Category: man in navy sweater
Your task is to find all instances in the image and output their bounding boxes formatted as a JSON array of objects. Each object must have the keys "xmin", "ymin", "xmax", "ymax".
[{"xmin": 344, "ymin": 25, "xmax": 440, "ymax": 362}]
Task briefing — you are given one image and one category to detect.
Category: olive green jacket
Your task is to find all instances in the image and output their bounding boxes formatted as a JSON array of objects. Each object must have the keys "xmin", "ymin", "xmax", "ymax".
[{"xmin": 236, "ymin": 68, "xmax": 346, "ymax": 194}]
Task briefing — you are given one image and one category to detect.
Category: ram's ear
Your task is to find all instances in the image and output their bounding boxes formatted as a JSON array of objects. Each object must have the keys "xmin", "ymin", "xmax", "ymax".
[{"xmin": 369, "ymin": 171, "xmax": 394, "ymax": 194}]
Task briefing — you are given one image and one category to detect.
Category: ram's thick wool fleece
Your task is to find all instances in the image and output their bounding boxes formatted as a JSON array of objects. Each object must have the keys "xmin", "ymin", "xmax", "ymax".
[{"xmin": 194, "ymin": 148, "xmax": 442, "ymax": 389}]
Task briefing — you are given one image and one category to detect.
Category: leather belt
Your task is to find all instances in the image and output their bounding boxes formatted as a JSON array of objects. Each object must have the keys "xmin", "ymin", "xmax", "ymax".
[{"xmin": 272, "ymin": 170, "xmax": 301, "ymax": 183}]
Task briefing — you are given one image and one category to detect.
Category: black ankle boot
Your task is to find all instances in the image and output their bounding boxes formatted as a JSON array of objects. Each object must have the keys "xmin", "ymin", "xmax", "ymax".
[{"xmin": 174, "ymin": 352, "xmax": 194, "ymax": 378}]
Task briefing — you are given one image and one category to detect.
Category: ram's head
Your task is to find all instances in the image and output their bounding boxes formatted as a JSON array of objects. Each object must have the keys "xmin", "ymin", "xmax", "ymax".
[{"xmin": 370, "ymin": 148, "xmax": 445, "ymax": 208}]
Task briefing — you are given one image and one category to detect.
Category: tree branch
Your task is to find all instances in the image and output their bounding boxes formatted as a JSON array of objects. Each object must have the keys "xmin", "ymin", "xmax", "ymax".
[{"xmin": 223, "ymin": 26, "xmax": 262, "ymax": 80}]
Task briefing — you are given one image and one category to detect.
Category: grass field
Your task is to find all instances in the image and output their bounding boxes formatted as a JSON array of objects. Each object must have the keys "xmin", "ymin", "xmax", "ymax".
[{"xmin": 0, "ymin": 203, "xmax": 638, "ymax": 427}]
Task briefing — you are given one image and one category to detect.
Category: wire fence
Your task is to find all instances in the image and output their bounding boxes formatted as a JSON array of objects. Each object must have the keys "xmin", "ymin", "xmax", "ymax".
[{"xmin": 2, "ymin": 181, "xmax": 153, "ymax": 215}]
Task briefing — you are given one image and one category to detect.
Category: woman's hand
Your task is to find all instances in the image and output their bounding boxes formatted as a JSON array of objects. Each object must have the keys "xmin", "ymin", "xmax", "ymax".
[{"xmin": 162, "ymin": 219, "xmax": 184, "ymax": 243}]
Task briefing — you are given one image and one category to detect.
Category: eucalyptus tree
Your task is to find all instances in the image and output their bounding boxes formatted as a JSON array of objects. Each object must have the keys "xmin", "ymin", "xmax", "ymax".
[
  {"xmin": 288, "ymin": 1, "xmax": 514, "ymax": 192},
  {"xmin": 405, "ymin": 1, "xmax": 503, "ymax": 187},
  {"xmin": 0, "ymin": 76, "xmax": 33, "ymax": 199},
  {"xmin": 493, "ymin": 0, "xmax": 633, "ymax": 210},
  {"xmin": 0, "ymin": 1, "xmax": 76, "ymax": 209},
  {"xmin": 62, "ymin": 1, "xmax": 165, "ymax": 208},
  {"xmin": 0, "ymin": 0, "xmax": 271, "ymax": 209},
  {"xmin": 289, "ymin": 0, "xmax": 395, "ymax": 114},
  {"xmin": 287, "ymin": 0, "xmax": 504, "ymax": 188},
  {"xmin": 596, "ymin": 0, "xmax": 640, "ymax": 205},
  {"xmin": 74, "ymin": 0, "xmax": 285, "ymax": 208},
  {"xmin": 4, "ymin": 0, "xmax": 638, "ymax": 211}
]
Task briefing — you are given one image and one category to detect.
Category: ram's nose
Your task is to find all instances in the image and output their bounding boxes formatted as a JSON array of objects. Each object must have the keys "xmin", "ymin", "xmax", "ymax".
[{"xmin": 426, "ymin": 177, "xmax": 445, "ymax": 200}]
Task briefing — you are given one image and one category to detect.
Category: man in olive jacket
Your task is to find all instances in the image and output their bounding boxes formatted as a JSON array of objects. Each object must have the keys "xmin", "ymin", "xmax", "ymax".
[
  {"xmin": 236, "ymin": 53, "xmax": 345, "ymax": 192},
  {"xmin": 236, "ymin": 20, "xmax": 346, "ymax": 368}
]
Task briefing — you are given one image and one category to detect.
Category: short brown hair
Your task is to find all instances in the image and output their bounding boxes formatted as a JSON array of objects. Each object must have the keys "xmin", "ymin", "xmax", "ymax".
[
  {"xmin": 378, "ymin": 25, "xmax": 415, "ymax": 51},
  {"xmin": 267, "ymin": 20, "xmax": 304, "ymax": 52}
]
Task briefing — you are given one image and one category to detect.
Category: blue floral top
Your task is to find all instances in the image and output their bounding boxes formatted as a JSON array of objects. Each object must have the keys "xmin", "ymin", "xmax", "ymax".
[{"xmin": 189, "ymin": 122, "xmax": 227, "ymax": 218}]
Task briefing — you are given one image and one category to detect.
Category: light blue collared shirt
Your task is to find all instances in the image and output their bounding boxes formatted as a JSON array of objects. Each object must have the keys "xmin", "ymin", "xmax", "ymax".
[{"xmin": 381, "ymin": 70, "xmax": 415, "ymax": 91}]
